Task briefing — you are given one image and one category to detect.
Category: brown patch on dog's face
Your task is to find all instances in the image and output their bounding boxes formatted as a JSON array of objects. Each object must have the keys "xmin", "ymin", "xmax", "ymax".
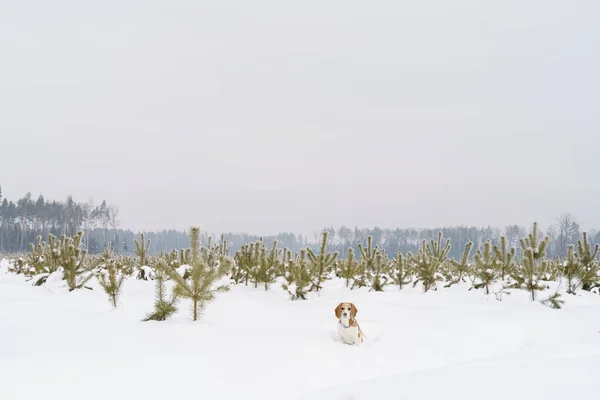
[
  {"xmin": 334, "ymin": 303, "xmax": 343, "ymax": 319},
  {"xmin": 350, "ymin": 303, "xmax": 358, "ymax": 319}
]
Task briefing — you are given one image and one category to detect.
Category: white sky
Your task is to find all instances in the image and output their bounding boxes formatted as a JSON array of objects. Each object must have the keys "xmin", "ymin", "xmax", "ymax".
[{"xmin": 1, "ymin": 0, "xmax": 599, "ymax": 236}]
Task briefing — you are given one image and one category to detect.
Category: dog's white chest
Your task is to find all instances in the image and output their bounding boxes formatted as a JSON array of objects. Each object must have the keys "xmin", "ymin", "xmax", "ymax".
[{"xmin": 337, "ymin": 323, "xmax": 360, "ymax": 345}]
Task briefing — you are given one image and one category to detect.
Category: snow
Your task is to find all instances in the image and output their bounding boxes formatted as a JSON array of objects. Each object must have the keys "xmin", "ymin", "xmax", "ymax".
[{"xmin": 1, "ymin": 257, "xmax": 600, "ymax": 399}]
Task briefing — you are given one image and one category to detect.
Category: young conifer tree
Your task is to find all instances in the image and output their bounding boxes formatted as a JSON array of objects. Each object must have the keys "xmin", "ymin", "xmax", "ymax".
[
  {"xmin": 414, "ymin": 232, "xmax": 451, "ymax": 292},
  {"xmin": 143, "ymin": 263, "xmax": 179, "ymax": 321},
  {"xmin": 561, "ymin": 244, "xmax": 580, "ymax": 294},
  {"xmin": 61, "ymin": 231, "xmax": 95, "ymax": 291},
  {"xmin": 237, "ymin": 239, "xmax": 265, "ymax": 288},
  {"xmin": 306, "ymin": 231, "xmax": 338, "ymax": 292},
  {"xmin": 369, "ymin": 251, "xmax": 391, "ymax": 292},
  {"xmin": 96, "ymin": 244, "xmax": 126, "ymax": 308},
  {"xmin": 158, "ymin": 227, "xmax": 230, "ymax": 321},
  {"xmin": 135, "ymin": 232, "xmax": 151, "ymax": 266},
  {"xmin": 448, "ymin": 241, "xmax": 473, "ymax": 286},
  {"xmin": 337, "ymin": 248, "xmax": 360, "ymax": 288},
  {"xmin": 493, "ymin": 236, "xmax": 515, "ymax": 281},
  {"xmin": 472, "ymin": 240, "xmax": 498, "ymax": 294},
  {"xmin": 391, "ymin": 251, "xmax": 412, "ymax": 290},
  {"xmin": 576, "ymin": 232, "xmax": 600, "ymax": 291},
  {"xmin": 282, "ymin": 249, "xmax": 312, "ymax": 300},
  {"xmin": 258, "ymin": 241, "xmax": 282, "ymax": 291},
  {"xmin": 517, "ymin": 222, "xmax": 550, "ymax": 301}
]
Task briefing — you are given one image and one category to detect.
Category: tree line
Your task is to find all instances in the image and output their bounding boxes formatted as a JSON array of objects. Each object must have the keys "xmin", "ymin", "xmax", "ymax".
[{"xmin": 1, "ymin": 187, "xmax": 596, "ymax": 259}]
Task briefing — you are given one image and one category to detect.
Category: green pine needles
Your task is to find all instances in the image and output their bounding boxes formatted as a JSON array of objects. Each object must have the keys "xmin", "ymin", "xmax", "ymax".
[
  {"xmin": 156, "ymin": 227, "xmax": 231, "ymax": 321},
  {"xmin": 447, "ymin": 241, "xmax": 473, "ymax": 286},
  {"xmin": 61, "ymin": 231, "xmax": 95, "ymax": 292},
  {"xmin": 307, "ymin": 231, "xmax": 338, "ymax": 292},
  {"xmin": 391, "ymin": 251, "xmax": 412, "ymax": 290},
  {"xmin": 134, "ymin": 232, "xmax": 151, "ymax": 266},
  {"xmin": 282, "ymin": 249, "xmax": 312, "ymax": 300},
  {"xmin": 143, "ymin": 265, "xmax": 179, "ymax": 322},
  {"xmin": 338, "ymin": 248, "xmax": 360, "ymax": 288},
  {"xmin": 472, "ymin": 240, "xmax": 498, "ymax": 295},
  {"xmin": 517, "ymin": 222, "xmax": 551, "ymax": 301},
  {"xmin": 414, "ymin": 232, "xmax": 451, "ymax": 292}
]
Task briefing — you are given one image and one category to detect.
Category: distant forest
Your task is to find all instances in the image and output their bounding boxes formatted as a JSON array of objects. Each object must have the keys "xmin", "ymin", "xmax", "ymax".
[{"xmin": 1, "ymin": 187, "xmax": 598, "ymax": 260}]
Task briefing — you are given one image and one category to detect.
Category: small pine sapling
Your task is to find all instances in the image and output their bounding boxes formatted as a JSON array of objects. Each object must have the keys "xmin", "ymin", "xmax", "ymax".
[
  {"xmin": 391, "ymin": 251, "xmax": 412, "ymax": 290},
  {"xmin": 134, "ymin": 233, "xmax": 151, "ymax": 279},
  {"xmin": 143, "ymin": 264, "xmax": 179, "ymax": 321},
  {"xmin": 282, "ymin": 249, "xmax": 312, "ymax": 300},
  {"xmin": 576, "ymin": 232, "xmax": 600, "ymax": 291},
  {"xmin": 158, "ymin": 227, "xmax": 230, "ymax": 321},
  {"xmin": 472, "ymin": 240, "xmax": 498, "ymax": 294},
  {"xmin": 61, "ymin": 231, "xmax": 95, "ymax": 291},
  {"xmin": 180, "ymin": 248, "xmax": 192, "ymax": 266},
  {"xmin": 258, "ymin": 241, "xmax": 283, "ymax": 291},
  {"xmin": 447, "ymin": 241, "xmax": 473, "ymax": 287},
  {"xmin": 493, "ymin": 236, "xmax": 515, "ymax": 282},
  {"xmin": 134, "ymin": 232, "xmax": 150, "ymax": 266},
  {"xmin": 517, "ymin": 222, "xmax": 550, "ymax": 301},
  {"xmin": 236, "ymin": 240, "xmax": 264, "ymax": 287},
  {"xmin": 306, "ymin": 231, "xmax": 338, "ymax": 292},
  {"xmin": 369, "ymin": 251, "xmax": 391, "ymax": 292},
  {"xmin": 358, "ymin": 236, "xmax": 378, "ymax": 285},
  {"xmin": 337, "ymin": 248, "xmax": 360, "ymax": 288},
  {"xmin": 561, "ymin": 244, "xmax": 580, "ymax": 294},
  {"xmin": 27, "ymin": 235, "xmax": 46, "ymax": 275},
  {"xmin": 165, "ymin": 249, "xmax": 180, "ymax": 269},
  {"xmin": 96, "ymin": 258, "xmax": 126, "ymax": 308},
  {"xmin": 413, "ymin": 232, "xmax": 451, "ymax": 292}
]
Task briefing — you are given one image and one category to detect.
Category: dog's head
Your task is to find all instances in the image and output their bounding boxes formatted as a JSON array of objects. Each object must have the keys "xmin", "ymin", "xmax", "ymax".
[{"xmin": 335, "ymin": 302, "xmax": 358, "ymax": 322}]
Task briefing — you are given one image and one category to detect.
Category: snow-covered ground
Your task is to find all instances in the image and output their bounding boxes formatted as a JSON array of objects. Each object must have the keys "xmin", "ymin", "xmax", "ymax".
[{"xmin": 1, "ymin": 258, "xmax": 599, "ymax": 399}]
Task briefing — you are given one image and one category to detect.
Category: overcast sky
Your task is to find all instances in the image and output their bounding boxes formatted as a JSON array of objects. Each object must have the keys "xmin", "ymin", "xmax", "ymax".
[{"xmin": 1, "ymin": 0, "xmax": 599, "ymax": 236}]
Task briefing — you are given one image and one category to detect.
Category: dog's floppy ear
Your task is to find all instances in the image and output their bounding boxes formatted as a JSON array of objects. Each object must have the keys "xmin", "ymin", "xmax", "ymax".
[
  {"xmin": 334, "ymin": 303, "xmax": 342, "ymax": 319},
  {"xmin": 350, "ymin": 303, "xmax": 358, "ymax": 319}
]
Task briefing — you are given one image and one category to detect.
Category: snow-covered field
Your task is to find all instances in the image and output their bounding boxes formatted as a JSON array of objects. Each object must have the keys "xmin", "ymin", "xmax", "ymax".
[{"xmin": 1, "ymin": 258, "xmax": 599, "ymax": 399}]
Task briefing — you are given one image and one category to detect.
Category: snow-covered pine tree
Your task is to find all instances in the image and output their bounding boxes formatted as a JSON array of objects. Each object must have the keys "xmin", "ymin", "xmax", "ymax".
[
  {"xmin": 134, "ymin": 232, "xmax": 150, "ymax": 266},
  {"xmin": 447, "ymin": 241, "xmax": 473, "ymax": 286},
  {"xmin": 472, "ymin": 240, "xmax": 498, "ymax": 294},
  {"xmin": 164, "ymin": 249, "xmax": 180, "ymax": 269},
  {"xmin": 45, "ymin": 233, "xmax": 62, "ymax": 273},
  {"xmin": 358, "ymin": 236, "xmax": 378, "ymax": 285},
  {"xmin": 27, "ymin": 235, "xmax": 46, "ymax": 275},
  {"xmin": 493, "ymin": 236, "xmax": 515, "ymax": 281},
  {"xmin": 337, "ymin": 248, "xmax": 360, "ymax": 288},
  {"xmin": 142, "ymin": 262, "xmax": 179, "ymax": 321},
  {"xmin": 158, "ymin": 226, "xmax": 230, "ymax": 321},
  {"xmin": 282, "ymin": 249, "xmax": 312, "ymax": 300},
  {"xmin": 96, "ymin": 244, "xmax": 126, "ymax": 308},
  {"xmin": 258, "ymin": 241, "xmax": 283, "ymax": 291},
  {"xmin": 561, "ymin": 244, "xmax": 579, "ymax": 294},
  {"xmin": 391, "ymin": 251, "xmax": 412, "ymax": 290},
  {"xmin": 576, "ymin": 232, "xmax": 600, "ymax": 291},
  {"xmin": 235, "ymin": 239, "xmax": 264, "ymax": 287},
  {"xmin": 413, "ymin": 232, "xmax": 451, "ymax": 292},
  {"xmin": 517, "ymin": 222, "xmax": 550, "ymax": 301},
  {"xmin": 306, "ymin": 231, "xmax": 338, "ymax": 292},
  {"xmin": 134, "ymin": 233, "xmax": 154, "ymax": 280},
  {"xmin": 369, "ymin": 250, "xmax": 391, "ymax": 292},
  {"xmin": 61, "ymin": 231, "xmax": 95, "ymax": 291}
]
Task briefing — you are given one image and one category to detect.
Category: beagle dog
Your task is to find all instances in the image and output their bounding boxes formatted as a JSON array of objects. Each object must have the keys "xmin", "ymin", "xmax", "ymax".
[{"xmin": 335, "ymin": 302, "xmax": 363, "ymax": 345}]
